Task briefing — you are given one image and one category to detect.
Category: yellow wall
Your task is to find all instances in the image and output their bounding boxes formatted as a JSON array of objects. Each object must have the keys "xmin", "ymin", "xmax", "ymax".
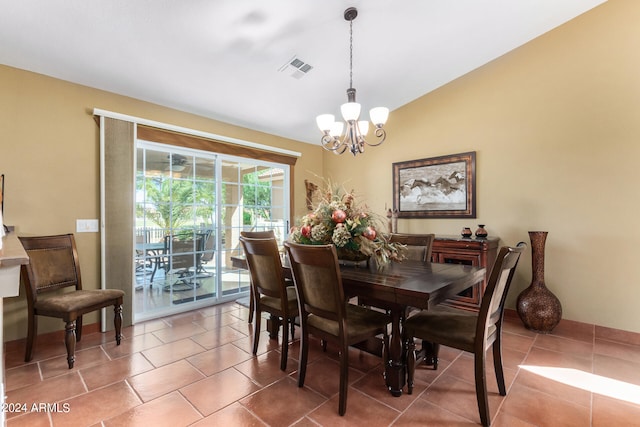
[
  {"xmin": 0, "ymin": 66, "xmax": 322, "ymax": 341},
  {"xmin": 2, "ymin": 0, "xmax": 639, "ymax": 341},
  {"xmin": 324, "ymin": 0, "xmax": 640, "ymax": 332}
]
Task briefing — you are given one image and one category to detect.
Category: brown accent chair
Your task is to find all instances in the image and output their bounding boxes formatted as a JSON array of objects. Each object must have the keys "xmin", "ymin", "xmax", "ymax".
[
  {"xmin": 284, "ymin": 241, "xmax": 390, "ymax": 416},
  {"xmin": 240, "ymin": 230, "xmax": 277, "ymax": 324},
  {"xmin": 19, "ymin": 233, "xmax": 125, "ymax": 369},
  {"xmin": 239, "ymin": 236, "xmax": 297, "ymax": 370},
  {"xmin": 389, "ymin": 233, "xmax": 435, "ymax": 262},
  {"xmin": 404, "ymin": 242, "xmax": 526, "ymax": 427}
]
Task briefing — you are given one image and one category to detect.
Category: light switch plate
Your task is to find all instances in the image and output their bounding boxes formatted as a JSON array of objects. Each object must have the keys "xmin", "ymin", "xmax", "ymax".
[{"xmin": 76, "ymin": 219, "xmax": 99, "ymax": 233}]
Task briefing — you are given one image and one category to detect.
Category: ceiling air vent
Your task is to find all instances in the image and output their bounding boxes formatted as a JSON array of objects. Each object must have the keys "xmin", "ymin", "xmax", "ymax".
[{"xmin": 278, "ymin": 56, "xmax": 313, "ymax": 79}]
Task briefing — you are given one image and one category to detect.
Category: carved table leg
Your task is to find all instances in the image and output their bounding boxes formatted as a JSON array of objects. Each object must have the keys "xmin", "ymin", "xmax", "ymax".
[{"xmin": 384, "ymin": 307, "xmax": 406, "ymax": 396}]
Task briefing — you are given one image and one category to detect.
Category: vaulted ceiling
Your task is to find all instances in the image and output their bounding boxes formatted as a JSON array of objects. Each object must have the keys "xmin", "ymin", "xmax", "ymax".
[{"xmin": 0, "ymin": 0, "xmax": 606, "ymax": 144}]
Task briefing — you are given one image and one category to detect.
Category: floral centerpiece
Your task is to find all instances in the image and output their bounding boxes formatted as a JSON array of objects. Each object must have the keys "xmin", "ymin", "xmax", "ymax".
[{"xmin": 289, "ymin": 181, "xmax": 405, "ymax": 267}]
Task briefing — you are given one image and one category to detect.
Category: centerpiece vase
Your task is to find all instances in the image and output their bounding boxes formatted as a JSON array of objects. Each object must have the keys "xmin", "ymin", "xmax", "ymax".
[{"xmin": 516, "ymin": 231, "xmax": 562, "ymax": 333}]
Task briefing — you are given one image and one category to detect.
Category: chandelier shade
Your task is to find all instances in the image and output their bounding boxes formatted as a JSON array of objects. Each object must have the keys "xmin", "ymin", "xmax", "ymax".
[{"xmin": 316, "ymin": 7, "xmax": 389, "ymax": 156}]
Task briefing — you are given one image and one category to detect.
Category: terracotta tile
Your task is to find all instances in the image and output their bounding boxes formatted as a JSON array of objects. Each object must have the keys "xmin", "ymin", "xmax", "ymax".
[
  {"xmin": 593, "ymin": 353, "xmax": 640, "ymax": 387},
  {"xmin": 190, "ymin": 324, "xmax": 248, "ymax": 349},
  {"xmin": 592, "ymin": 394, "xmax": 640, "ymax": 426},
  {"xmin": 80, "ymin": 352, "xmax": 154, "ymax": 390},
  {"xmin": 5, "ymin": 372, "xmax": 86, "ymax": 419},
  {"xmin": 308, "ymin": 387, "xmax": 400, "ymax": 425},
  {"xmin": 39, "ymin": 346, "xmax": 112, "ymax": 379},
  {"xmin": 101, "ymin": 331, "xmax": 164, "ymax": 360},
  {"xmin": 5, "ymin": 363, "xmax": 41, "ymax": 392},
  {"xmin": 240, "ymin": 376, "xmax": 326, "ymax": 426},
  {"xmin": 392, "ymin": 398, "xmax": 476, "ymax": 426},
  {"xmin": 180, "ymin": 368, "xmax": 260, "ymax": 416},
  {"xmin": 523, "ymin": 346, "xmax": 592, "ymax": 372},
  {"xmin": 595, "ymin": 325, "xmax": 640, "ymax": 347},
  {"xmin": 549, "ymin": 319, "xmax": 595, "ymax": 344},
  {"xmin": 128, "ymin": 359, "xmax": 205, "ymax": 402},
  {"xmin": 141, "ymin": 338, "xmax": 206, "ymax": 367},
  {"xmin": 501, "ymin": 330, "xmax": 535, "ymax": 354},
  {"xmin": 534, "ymin": 333, "xmax": 594, "ymax": 356},
  {"xmin": 492, "ymin": 411, "xmax": 538, "ymax": 427},
  {"xmin": 420, "ymin": 373, "xmax": 504, "ymax": 424},
  {"xmin": 232, "ymin": 330, "xmax": 281, "ymax": 356},
  {"xmin": 193, "ymin": 311, "xmax": 240, "ymax": 330},
  {"xmin": 50, "ymin": 381, "xmax": 141, "ymax": 427},
  {"xmin": 234, "ymin": 348, "xmax": 296, "ymax": 387},
  {"xmin": 595, "ymin": 337, "xmax": 640, "ymax": 364},
  {"xmin": 191, "ymin": 402, "xmax": 265, "ymax": 427},
  {"xmin": 352, "ymin": 365, "xmax": 425, "ymax": 412},
  {"xmin": 103, "ymin": 391, "xmax": 202, "ymax": 426},
  {"xmin": 123, "ymin": 318, "xmax": 170, "ymax": 337},
  {"xmin": 514, "ymin": 368, "xmax": 591, "ymax": 408},
  {"xmin": 161, "ymin": 310, "xmax": 207, "ymax": 326},
  {"xmin": 186, "ymin": 342, "xmax": 253, "ymax": 376},
  {"xmin": 151, "ymin": 321, "xmax": 208, "ymax": 343},
  {"xmin": 442, "ymin": 352, "xmax": 518, "ymax": 393},
  {"xmin": 6, "ymin": 410, "xmax": 51, "ymax": 427},
  {"xmin": 298, "ymin": 356, "xmax": 366, "ymax": 398},
  {"xmin": 500, "ymin": 382, "xmax": 590, "ymax": 426}
]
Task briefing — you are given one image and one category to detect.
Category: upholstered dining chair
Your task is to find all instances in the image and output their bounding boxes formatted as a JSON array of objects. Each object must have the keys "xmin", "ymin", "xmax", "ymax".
[
  {"xmin": 240, "ymin": 229, "xmax": 277, "ymax": 324},
  {"xmin": 239, "ymin": 236, "xmax": 297, "ymax": 370},
  {"xmin": 19, "ymin": 233, "xmax": 125, "ymax": 369},
  {"xmin": 284, "ymin": 241, "xmax": 391, "ymax": 416},
  {"xmin": 389, "ymin": 233, "xmax": 435, "ymax": 262},
  {"xmin": 403, "ymin": 242, "xmax": 526, "ymax": 427}
]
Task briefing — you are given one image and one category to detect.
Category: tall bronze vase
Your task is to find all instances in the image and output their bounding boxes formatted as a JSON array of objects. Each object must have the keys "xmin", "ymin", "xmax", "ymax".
[{"xmin": 516, "ymin": 231, "xmax": 562, "ymax": 333}]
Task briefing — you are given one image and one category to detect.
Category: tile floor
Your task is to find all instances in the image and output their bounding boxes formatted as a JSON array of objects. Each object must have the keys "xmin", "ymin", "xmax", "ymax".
[{"xmin": 5, "ymin": 305, "xmax": 640, "ymax": 426}]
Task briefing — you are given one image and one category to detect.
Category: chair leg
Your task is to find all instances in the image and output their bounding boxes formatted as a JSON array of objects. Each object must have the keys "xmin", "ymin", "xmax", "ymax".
[
  {"xmin": 280, "ymin": 317, "xmax": 289, "ymax": 371},
  {"xmin": 114, "ymin": 304, "xmax": 123, "ymax": 345},
  {"xmin": 248, "ymin": 287, "xmax": 254, "ymax": 323},
  {"xmin": 422, "ymin": 340, "xmax": 440, "ymax": 370},
  {"xmin": 406, "ymin": 336, "xmax": 416, "ymax": 395},
  {"xmin": 475, "ymin": 351, "xmax": 490, "ymax": 427},
  {"xmin": 76, "ymin": 316, "xmax": 83, "ymax": 342},
  {"xmin": 65, "ymin": 320, "xmax": 77, "ymax": 369},
  {"xmin": 493, "ymin": 338, "xmax": 506, "ymax": 395},
  {"xmin": 338, "ymin": 343, "xmax": 349, "ymax": 416},
  {"xmin": 298, "ymin": 325, "xmax": 309, "ymax": 387},
  {"xmin": 252, "ymin": 307, "xmax": 262, "ymax": 355},
  {"xmin": 25, "ymin": 314, "xmax": 37, "ymax": 362}
]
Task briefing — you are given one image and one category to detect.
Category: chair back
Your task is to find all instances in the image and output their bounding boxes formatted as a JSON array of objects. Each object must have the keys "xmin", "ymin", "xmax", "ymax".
[
  {"xmin": 200, "ymin": 231, "xmax": 215, "ymax": 263},
  {"xmin": 389, "ymin": 233, "xmax": 435, "ymax": 262},
  {"xmin": 239, "ymin": 236, "xmax": 288, "ymax": 301},
  {"xmin": 165, "ymin": 235, "xmax": 201, "ymax": 271},
  {"xmin": 477, "ymin": 242, "xmax": 527, "ymax": 343},
  {"xmin": 284, "ymin": 242, "xmax": 345, "ymax": 326},
  {"xmin": 240, "ymin": 230, "xmax": 275, "ymax": 239},
  {"xmin": 19, "ymin": 234, "xmax": 83, "ymax": 303}
]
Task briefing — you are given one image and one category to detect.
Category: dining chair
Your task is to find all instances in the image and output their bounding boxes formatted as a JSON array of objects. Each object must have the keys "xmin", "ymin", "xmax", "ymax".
[
  {"xmin": 240, "ymin": 229, "xmax": 277, "ymax": 324},
  {"xmin": 403, "ymin": 242, "xmax": 526, "ymax": 427},
  {"xmin": 389, "ymin": 233, "xmax": 435, "ymax": 262},
  {"xmin": 18, "ymin": 233, "xmax": 125, "ymax": 369},
  {"xmin": 163, "ymin": 235, "xmax": 202, "ymax": 292},
  {"xmin": 239, "ymin": 236, "xmax": 297, "ymax": 370},
  {"xmin": 284, "ymin": 241, "xmax": 391, "ymax": 416},
  {"xmin": 196, "ymin": 230, "xmax": 215, "ymax": 277}
]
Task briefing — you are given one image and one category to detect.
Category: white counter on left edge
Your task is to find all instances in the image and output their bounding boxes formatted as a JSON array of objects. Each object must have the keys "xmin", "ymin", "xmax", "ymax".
[{"xmin": 0, "ymin": 231, "xmax": 29, "ymax": 426}]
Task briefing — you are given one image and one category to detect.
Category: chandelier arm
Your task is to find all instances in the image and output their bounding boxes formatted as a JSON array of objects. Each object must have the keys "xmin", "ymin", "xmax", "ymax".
[{"xmin": 362, "ymin": 127, "xmax": 386, "ymax": 147}]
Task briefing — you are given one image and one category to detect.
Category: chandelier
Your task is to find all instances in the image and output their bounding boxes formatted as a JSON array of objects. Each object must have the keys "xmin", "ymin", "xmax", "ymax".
[{"xmin": 316, "ymin": 7, "xmax": 389, "ymax": 156}]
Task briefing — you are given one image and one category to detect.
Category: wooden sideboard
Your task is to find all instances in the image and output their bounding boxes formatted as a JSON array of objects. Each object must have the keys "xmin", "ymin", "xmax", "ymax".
[{"xmin": 431, "ymin": 235, "xmax": 499, "ymax": 311}]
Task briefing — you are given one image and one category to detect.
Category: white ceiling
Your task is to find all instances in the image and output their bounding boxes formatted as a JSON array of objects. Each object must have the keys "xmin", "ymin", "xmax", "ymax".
[{"xmin": 0, "ymin": 0, "xmax": 606, "ymax": 144}]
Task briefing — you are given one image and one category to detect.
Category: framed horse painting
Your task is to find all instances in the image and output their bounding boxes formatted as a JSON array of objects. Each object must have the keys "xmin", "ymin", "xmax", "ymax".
[{"xmin": 392, "ymin": 152, "xmax": 476, "ymax": 219}]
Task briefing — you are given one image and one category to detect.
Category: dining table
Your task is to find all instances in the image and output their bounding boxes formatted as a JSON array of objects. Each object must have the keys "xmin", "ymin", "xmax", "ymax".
[{"xmin": 231, "ymin": 255, "xmax": 486, "ymax": 397}]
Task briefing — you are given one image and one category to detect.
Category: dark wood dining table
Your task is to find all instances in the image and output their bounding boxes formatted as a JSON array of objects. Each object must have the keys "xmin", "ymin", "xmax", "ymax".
[{"xmin": 231, "ymin": 256, "xmax": 486, "ymax": 396}]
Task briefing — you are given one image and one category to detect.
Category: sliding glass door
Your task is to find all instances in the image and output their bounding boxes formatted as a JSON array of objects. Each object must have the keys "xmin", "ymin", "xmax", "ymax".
[{"xmin": 134, "ymin": 141, "xmax": 289, "ymax": 321}]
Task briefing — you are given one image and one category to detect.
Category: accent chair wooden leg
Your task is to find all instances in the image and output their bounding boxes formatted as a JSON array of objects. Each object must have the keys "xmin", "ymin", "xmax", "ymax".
[
  {"xmin": 280, "ymin": 317, "xmax": 289, "ymax": 371},
  {"xmin": 76, "ymin": 316, "xmax": 83, "ymax": 342},
  {"xmin": 338, "ymin": 342, "xmax": 349, "ymax": 416},
  {"xmin": 65, "ymin": 320, "xmax": 77, "ymax": 369},
  {"xmin": 252, "ymin": 307, "xmax": 262, "ymax": 355},
  {"xmin": 25, "ymin": 313, "xmax": 37, "ymax": 362},
  {"xmin": 248, "ymin": 288, "xmax": 254, "ymax": 323},
  {"xmin": 114, "ymin": 304, "xmax": 123, "ymax": 345}
]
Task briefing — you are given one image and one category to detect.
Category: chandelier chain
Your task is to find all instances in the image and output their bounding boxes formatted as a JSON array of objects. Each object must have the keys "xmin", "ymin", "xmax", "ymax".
[{"xmin": 349, "ymin": 19, "xmax": 353, "ymax": 89}]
